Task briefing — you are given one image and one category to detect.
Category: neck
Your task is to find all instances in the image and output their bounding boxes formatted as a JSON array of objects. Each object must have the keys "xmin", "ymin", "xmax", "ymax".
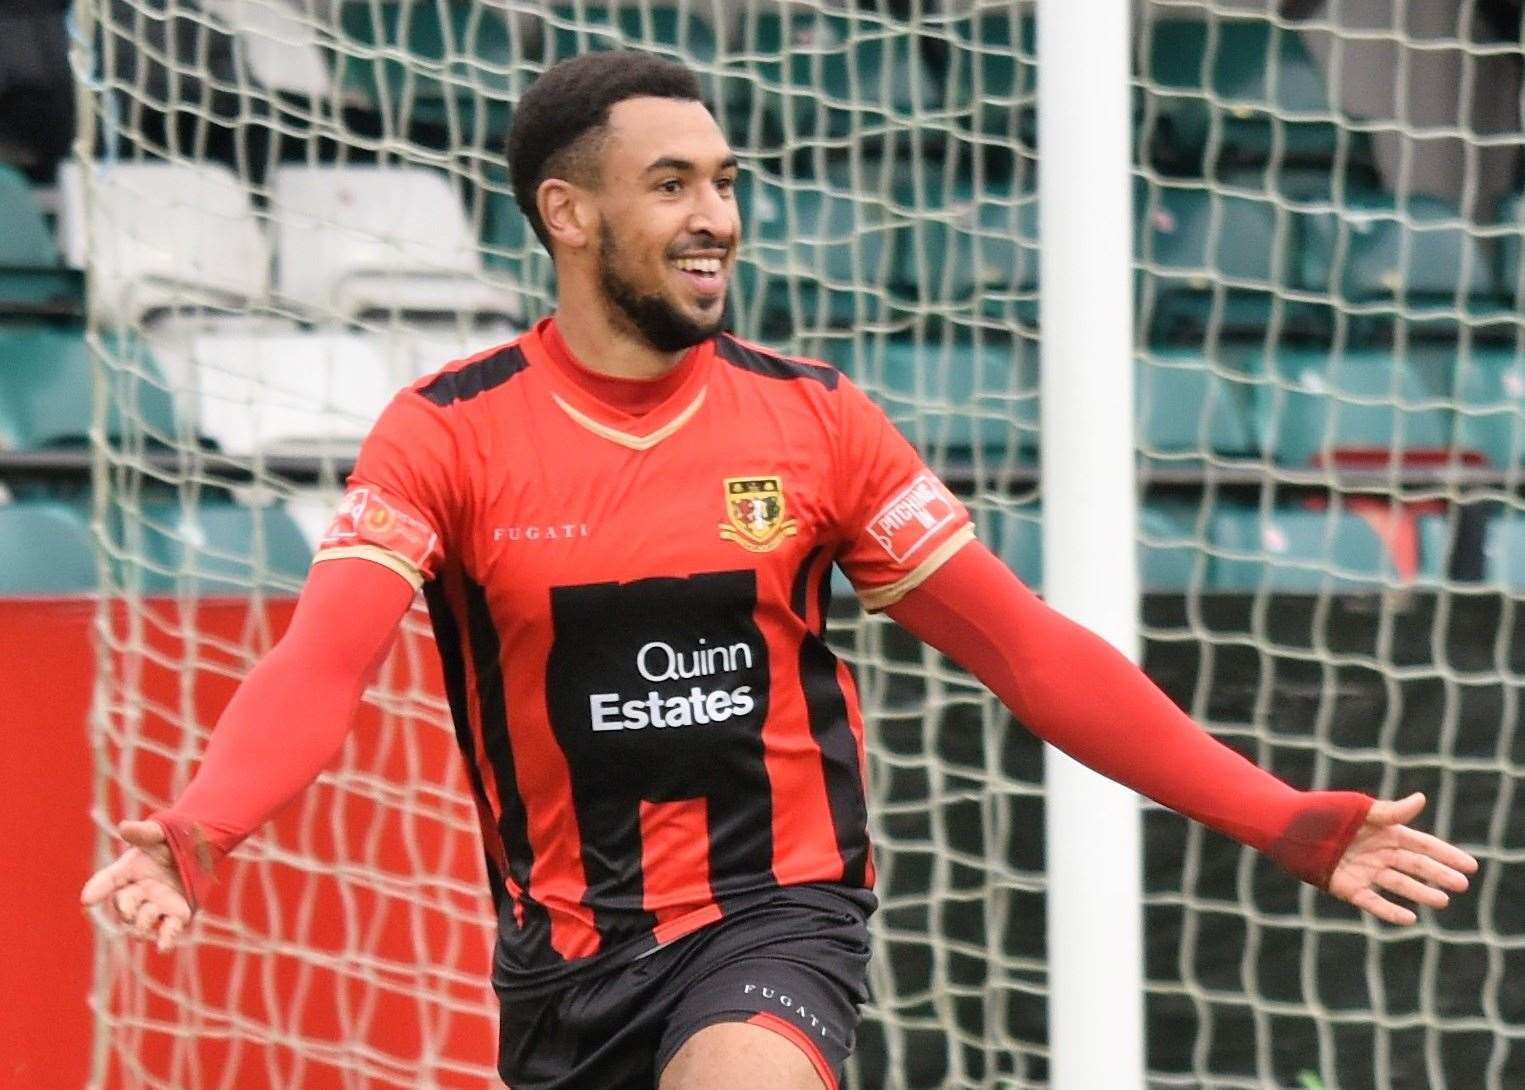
[{"xmin": 553, "ymin": 275, "xmax": 689, "ymax": 380}]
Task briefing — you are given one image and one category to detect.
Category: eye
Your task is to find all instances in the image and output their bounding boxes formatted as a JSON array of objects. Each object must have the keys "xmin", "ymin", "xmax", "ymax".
[
  {"xmin": 716, "ymin": 175, "xmax": 736, "ymax": 195},
  {"xmin": 658, "ymin": 178, "xmax": 683, "ymax": 195}
]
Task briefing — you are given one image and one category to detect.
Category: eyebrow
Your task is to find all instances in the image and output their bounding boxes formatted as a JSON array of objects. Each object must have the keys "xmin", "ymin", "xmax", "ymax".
[{"xmin": 643, "ymin": 155, "xmax": 740, "ymax": 174}]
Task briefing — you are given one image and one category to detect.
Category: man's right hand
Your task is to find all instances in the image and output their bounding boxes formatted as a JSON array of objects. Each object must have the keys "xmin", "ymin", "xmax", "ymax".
[{"xmin": 80, "ymin": 819, "xmax": 193, "ymax": 953}]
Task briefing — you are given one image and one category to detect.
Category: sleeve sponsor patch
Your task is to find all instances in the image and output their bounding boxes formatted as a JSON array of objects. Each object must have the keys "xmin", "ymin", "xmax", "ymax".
[
  {"xmin": 320, "ymin": 486, "xmax": 440, "ymax": 577},
  {"xmin": 866, "ymin": 474, "xmax": 961, "ymax": 565}
]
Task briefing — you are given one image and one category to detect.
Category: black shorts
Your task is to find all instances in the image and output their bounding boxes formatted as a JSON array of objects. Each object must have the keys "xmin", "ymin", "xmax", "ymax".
[{"xmin": 492, "ymin": 885, "xmax": 872, "ymax": 1090}]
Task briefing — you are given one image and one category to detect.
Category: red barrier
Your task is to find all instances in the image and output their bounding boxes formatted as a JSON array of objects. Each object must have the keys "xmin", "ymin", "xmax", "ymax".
[{"xmin": 4, "ymin": 599, "xmax": 500, "ymax": 1090}]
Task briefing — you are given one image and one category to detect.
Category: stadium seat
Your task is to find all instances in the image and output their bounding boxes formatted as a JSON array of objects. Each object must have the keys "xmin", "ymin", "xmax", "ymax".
[
  {"xmin": 824, "ymin": 332, "xmax": 1038, "ymax": 467},
  {"xmin": 201, "ymin": 0, "xmax": 335, "ymax": 103},
  {"xmin": 0, "ymin": 163, "xmax": 83, "ymax": 318},
  {"xmin": 981, "ymin": 502, "xmax": 1042, "ymax": 589},
  {"xmin": 947, "ymin": 6, "xmax": 1035, "ymax": 143},
  {"xmin": 981, "ymin": 502, "xmax": 1209, "ymax": 592},
  {"xmin": 271, "ymin": 164, "xmax": 520, "ymax": 321},
  {"xmin": 1140, "ymin": 17, "xmax": 1341, "ymax": 173},
  {"xmin": 186, "ymin": 330, "xmax": 392, "ymax": 457},
  {"xmin": 1299, "ymin": 189, "xmax": 1503, "ymax": 316},
  {"xmin": 0, "ymin": 502, "xmax": 97, "ymax": 593},
  {"xmin": 0, "ymin": 325, "xmax": 178, "ymax": 449},
  {"xmin": 57, "ymin": 160, "xmax": 269, "ymax": 327},
  {"xmin": 1136, "ymin": 348, "xmax": 1259, "ymax": 457},
  {"xmin": 541, "ymin": 3, "xmax": 717, "ymax": 63},
  {"xmin": 1490, "ymin": 190, "xmax": 1525, "ymax": 305},
  {"xmin": 1139, "ymin": 503, "xmax": 1208, "ymax": 592},
  {"xmin": 1453, "ymin": 347, "xmax": 1525, "ymax": 468},
  {"xmin": 717, "ymin": 8, "xmax": 937, "ymax": 145},
  {"xmin": 1482, "ymin": 508, "xmax": 1525, "ymax": 588},
  {"xmin": 1136, "ymin": 181, "xmax": 1291, "ymax": 339},
  {"xmin": 1209, "ymin": 503, "xmax": 1397, "ymax": 591},
  {"xmin": 124, "ymin": 500, "xmax": 313, "ymax": 594},
  {"xmin": 1251, "ymin": 346, "xmax": 1454, "ymax": 467},
  {"xmin": 891, "ymin": 173, "xmax": 1039, "ymax": 325},
  {"xmin": 335, "ymin": 0, "xmax": 521, "ymax": 140},
  {"xmin": 733, "ymin": 171, "xmax": 903, "ymax": 332}
]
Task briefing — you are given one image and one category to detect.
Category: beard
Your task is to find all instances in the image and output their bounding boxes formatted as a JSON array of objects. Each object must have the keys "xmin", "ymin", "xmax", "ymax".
[{"xmin": 597, "ymin": 223, "xmax": 726, "ymax": 354}]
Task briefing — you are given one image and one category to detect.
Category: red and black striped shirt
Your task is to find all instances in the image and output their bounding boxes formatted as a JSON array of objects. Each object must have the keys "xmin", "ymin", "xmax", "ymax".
[{"xmin": 315, "ymin": 317, "xmax": 974, "ymax": 985}]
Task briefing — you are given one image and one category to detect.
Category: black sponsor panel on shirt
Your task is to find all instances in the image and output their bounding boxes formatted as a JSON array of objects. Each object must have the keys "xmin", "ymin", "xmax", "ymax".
[{"xmin": 545, "ymin": 570, "xmax": 775, "ymax": 946}]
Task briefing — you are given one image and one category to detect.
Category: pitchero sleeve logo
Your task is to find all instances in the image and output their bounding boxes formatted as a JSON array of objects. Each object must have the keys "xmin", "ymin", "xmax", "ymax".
[
  {"xmin": 867, "ymin": 474, "xmax": 959, "ymax": 565},
  {"xmin": 589, "ymin": 638, "xmax": 757, "ymax": 732},
  {"xmin": 719, "ymin": 476, "xmax": 799, "ymax": 553}
]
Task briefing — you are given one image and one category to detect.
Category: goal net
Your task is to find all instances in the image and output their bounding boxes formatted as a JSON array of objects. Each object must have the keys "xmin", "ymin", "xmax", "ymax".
[{"xmin": 73, "ymin": 0, "xmax": 1521, "ymax": 1087}]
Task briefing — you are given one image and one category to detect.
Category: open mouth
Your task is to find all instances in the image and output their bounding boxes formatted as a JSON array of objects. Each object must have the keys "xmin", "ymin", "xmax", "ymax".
[{"xmin": 672, "ymin": 255, "xmax": 727, "ymax": 296}]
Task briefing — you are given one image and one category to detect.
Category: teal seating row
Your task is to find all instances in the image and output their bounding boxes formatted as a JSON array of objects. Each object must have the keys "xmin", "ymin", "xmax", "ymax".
[
  {"xmin": 1139, "ymin": 181, "xmax": 1509, "ymax": 343},
  {"xmin": 1140, "ymin": 345, "xmax": 1525, "ymax": 468},
  {"xmin": 0, "ymin": 164, "xmax": 84, "ymax": 318},
  {"xmin": 0, "ymin": 496, "xmax": 310, "ymax": 595},
  {"xmin": 980, "ymin": 502, "xmax": 1525, "ymax": 593},
  {"xmin": 0, "ymin": 503, "xmax": 98, "ymax": 594},
  {"xmin": 0, "ymin": 325, "xmax": 179, "ymax": 451},
  {"xmin": 1139, "ymin": 17, "xmax": 1350, "ymax": 174},
  {"xmin": 109, "ymin": 501, "xmax": 313, "ymax": 595}
]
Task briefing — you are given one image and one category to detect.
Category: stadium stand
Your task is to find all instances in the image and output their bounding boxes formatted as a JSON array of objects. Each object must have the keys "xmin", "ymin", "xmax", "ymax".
[
  {"xmin": 0, "ymin": 162, "xmax": 83, "ymax": 317},
  {"xmin": 270, "ymin": 163, "xmax": 521, "ymax": 321},
  {"xmin": 119, "ymin": 499, "xmax": 313, "ymax": 594},
  {"xmin": 0, "ymin": 502, "xmax": 97, "ymax": 593},
  {"xmin": 56, "ymin": 160, "xmax": 271, "ymax": 326}
]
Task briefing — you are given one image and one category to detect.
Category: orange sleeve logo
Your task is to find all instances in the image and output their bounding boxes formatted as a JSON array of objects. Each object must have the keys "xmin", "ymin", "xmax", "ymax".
[{"xmin": 321, "ymin": 486, "xmax": 442, "ymax": 577}]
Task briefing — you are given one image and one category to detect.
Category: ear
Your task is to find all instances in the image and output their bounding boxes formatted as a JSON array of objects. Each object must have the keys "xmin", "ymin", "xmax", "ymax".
[{"xmin": 538, "ymin": 178, "xmax": 593, "ymax": 252}]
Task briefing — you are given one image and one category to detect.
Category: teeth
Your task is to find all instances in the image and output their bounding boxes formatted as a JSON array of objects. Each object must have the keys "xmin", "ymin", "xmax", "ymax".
[{"xmin": 674, "ymin": 257, "xmax": 722, "ymax": 274}]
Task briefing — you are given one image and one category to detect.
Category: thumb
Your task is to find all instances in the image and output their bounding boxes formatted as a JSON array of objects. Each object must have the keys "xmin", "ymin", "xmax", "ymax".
[
  {"xmin": 1368, "ymin": 791, "xmax": 1426, "ymax": 828},
  {"xmin": 118, "ymin": 819, "xmax": 168, "ymax": 849}
]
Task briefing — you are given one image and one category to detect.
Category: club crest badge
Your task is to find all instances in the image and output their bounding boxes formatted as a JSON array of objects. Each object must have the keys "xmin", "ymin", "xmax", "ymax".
[{"xmin": 719, "ymin": 476, "xmax": 799, "ymax": 553}]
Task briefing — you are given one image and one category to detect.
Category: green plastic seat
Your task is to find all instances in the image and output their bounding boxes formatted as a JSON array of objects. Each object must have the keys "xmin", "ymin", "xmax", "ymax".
[
  {"xmin": 1251, "ymin": 346, "xmax": 1454, "ymax": 467},
  {"xmin": 0, "ymin": 503, "xmax": 97, "ymax": 594},
  {"xmin": 1142, "ymin": 17, "xmax": 1341, "ymax": 172},
  {"xmin": 720, "ymin": 9, "xmax": 937, "ymax": 145},
  {"xmin": 1210, "ymin": 503, "xmax": 1396, "ymax": 590},
  {"xmin": 121, "ymin": 501, "xmax": 314, "ymax": 595},
  {"xmin": 0, "ymin": 326, "xmax": 178, "ymax": 450},
  {"xmin": 1136, "ymin": 182, "xmax": 1290, "ymax": 338},
  {"xmin": 732, "ymin": 172, "xmax": 903, "ymax": 332},
  {"xmin": 1139, "ymin": 503, "xmax": 1208, "ymax": 592},
  {"xmin": 1136, "ymin": 348, "xmax": 1259, "ymax": 457},
  {"xmin": 337, "ymin": 0, "xmax": 520, "ymax": 142},
  {"xmin": 947, "ymin": 7, "xmax": 1035, "ymax": 141},
  {"xmin": 825, "ymin": 332, "xmax": 1038, "ymax": 467},
  {"xmin": 1454, "ymin": 348, "xmax": 1525, "ymax": 468},
  {"xmin": 892, "ymin": 174, "xmax": 1039, "ymax": 326},
  {"xmin": 0, "ymin": 163, "xmax": 84, "ymax": 316},
  {"xmin": 1299, "ymin": 189, "xmax": 1503, "ymax": 316},
  {"xmin": 1482, "ymin": 508, "xmax": 1525, "ymax": 589}
]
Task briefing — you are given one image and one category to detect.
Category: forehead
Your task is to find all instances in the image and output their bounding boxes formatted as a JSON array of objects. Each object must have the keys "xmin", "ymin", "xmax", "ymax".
[{"xmin": 601, "ymin": 97, "xmax": 733, "ymax": 172}]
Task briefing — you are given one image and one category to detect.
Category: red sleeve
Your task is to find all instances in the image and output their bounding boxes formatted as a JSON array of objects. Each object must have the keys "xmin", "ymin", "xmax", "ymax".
[
  {"xmin": 885, "ymin": 540, "xmax": 1373, "ymax": 887},
  {"xmin": 314, "ymin": 389, "xmax": 458, "ymax": 586},
  {"xmin": 148, "ymin": 558, "xmax": 415, "ymax": 910},
  {"xmin": 832, "ymin": 378, "xmax": 975, "ymax": 611}
]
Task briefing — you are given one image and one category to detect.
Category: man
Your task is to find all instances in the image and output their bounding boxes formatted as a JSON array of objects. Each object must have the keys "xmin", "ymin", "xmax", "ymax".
[{"xmin": 82, "ymin": 52, "xmax": 1478, "ymax": 1090}]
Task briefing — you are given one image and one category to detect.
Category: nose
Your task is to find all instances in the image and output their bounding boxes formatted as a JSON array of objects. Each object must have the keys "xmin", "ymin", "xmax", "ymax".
[{"xmin": 688, "ymin": 179, "xmax": 738, "ymax": 245}]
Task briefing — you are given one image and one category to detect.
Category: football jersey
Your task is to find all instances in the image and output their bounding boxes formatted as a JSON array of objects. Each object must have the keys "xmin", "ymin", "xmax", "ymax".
[{"xmin": 316, "ymin": 317, "xmax": 974, "ymax": 986}]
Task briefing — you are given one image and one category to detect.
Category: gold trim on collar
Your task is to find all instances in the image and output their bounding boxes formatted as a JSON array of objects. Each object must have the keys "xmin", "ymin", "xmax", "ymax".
[{"xmin": 550, "ymin": 388, "xmax": 708, "ymax": 451}]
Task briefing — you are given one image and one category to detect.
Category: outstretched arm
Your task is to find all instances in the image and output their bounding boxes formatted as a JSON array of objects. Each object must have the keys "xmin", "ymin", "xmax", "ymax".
[
  {"xmin": 885, "ymin": 541, "xmax": 1477, "ymax": 921},
  {"xmin": 80, "ymin": 557, "xmax": 416, "ymax": 949}
]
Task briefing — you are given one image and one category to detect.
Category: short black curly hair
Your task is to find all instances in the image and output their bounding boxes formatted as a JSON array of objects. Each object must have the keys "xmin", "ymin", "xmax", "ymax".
[{"xmin": 508, "ymin": 51, "xmax": 705, "ymax": 253}]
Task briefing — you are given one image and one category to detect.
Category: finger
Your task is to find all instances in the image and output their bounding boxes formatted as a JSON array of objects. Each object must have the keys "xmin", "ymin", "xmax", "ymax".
[
  {"xmin": 1396, "ymin": 827, "xmax": 1480, "ymax": 876},
  {"xmin": 156, "ymin": 915, "xmax": 184, "ymax": 954},
  {"xmin": 1368, "ymin": 792, "xmax": 1426, "ymax": 828},
  {"xmin": 81, "ymin": 857, "xmax": 135, "ymax": 906},
  {"xmin": 1391, "ymin": 848, "xmax": 1473, "ymax": 893},
  {"xmin": 113, "ymin": 887, "xmax": 145, "ymax": 925},
  {"xmin": 1374, "ymin": 868, "xmax": 1450, "ymax": 911},
  {"xmin": 1348, "ymin": 887, "xmax": 1418, "ymax": 927},
  {"xmin": 119, "ymin": 819, "xmax": 167, "ymax": 849},
  {"xmin": 133, "ymin": 899, "xmax": 165, "ymax": 938}
]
